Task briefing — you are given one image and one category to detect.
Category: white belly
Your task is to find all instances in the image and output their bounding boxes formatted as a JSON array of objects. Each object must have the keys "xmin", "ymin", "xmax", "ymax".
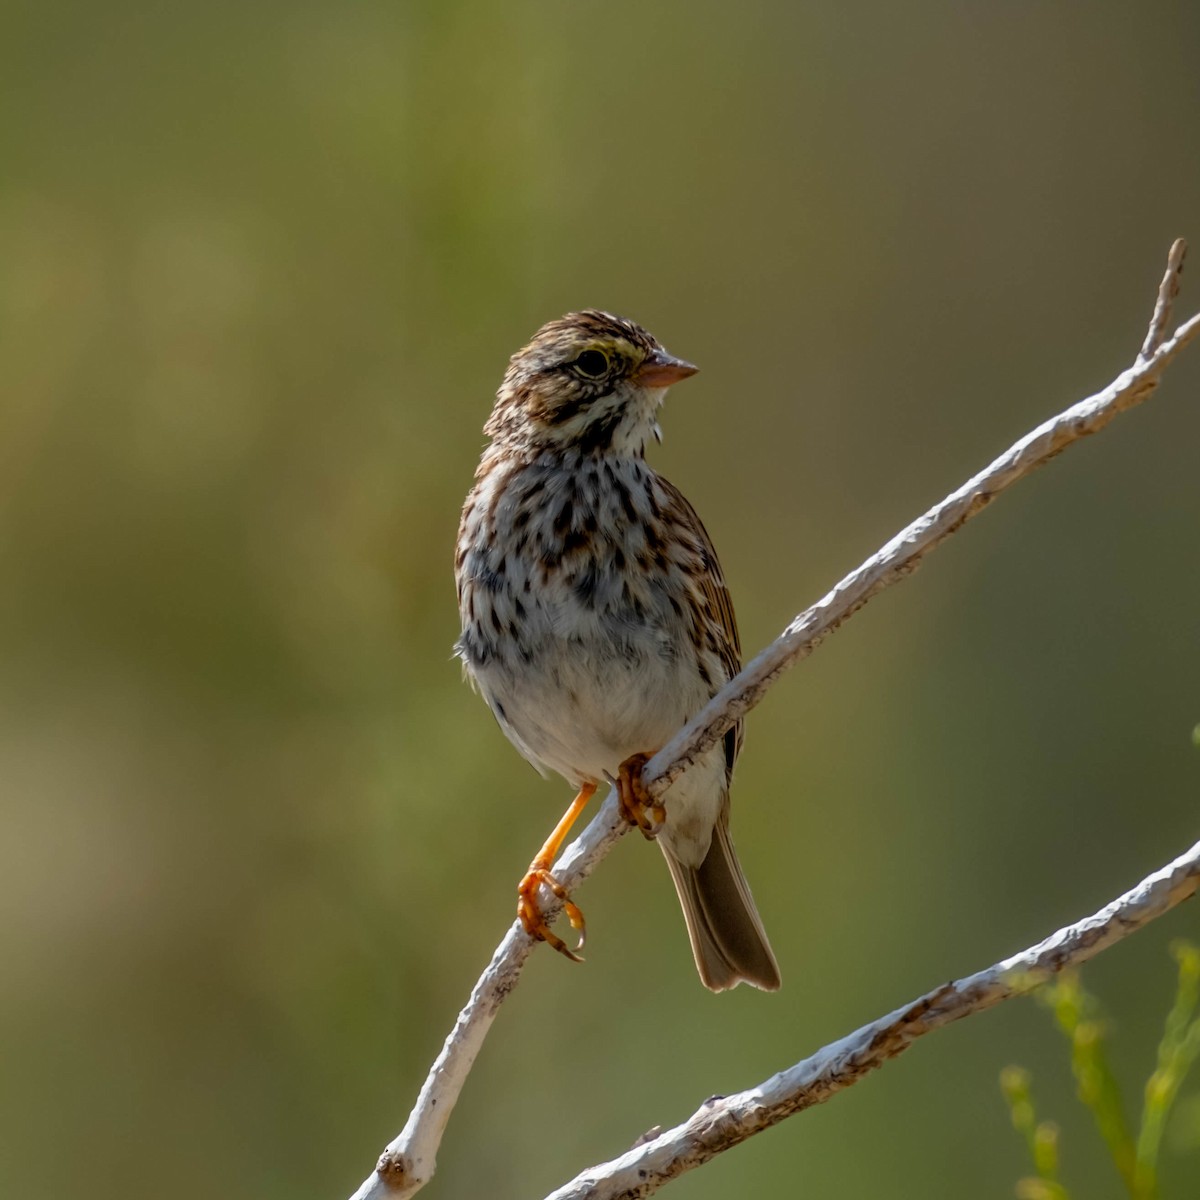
[
  {"xmin": 472, "ymin": 631, "xmax": 729, "ymax": 868},
  {"xmin": 473, "ymin": 603, "xmax": 704, "ymax": 784}
]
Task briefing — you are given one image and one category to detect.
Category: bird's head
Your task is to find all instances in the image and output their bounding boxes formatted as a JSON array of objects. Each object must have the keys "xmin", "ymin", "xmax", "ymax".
[{"xmin": 485, "ymin": 310, "xmax": 698, "ymax": 456}]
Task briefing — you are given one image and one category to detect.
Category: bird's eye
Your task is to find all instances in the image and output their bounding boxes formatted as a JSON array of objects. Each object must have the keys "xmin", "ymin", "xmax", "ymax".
[{"xmin": 574, "ymin": 349, "xmax": 609, "ymax": 377}]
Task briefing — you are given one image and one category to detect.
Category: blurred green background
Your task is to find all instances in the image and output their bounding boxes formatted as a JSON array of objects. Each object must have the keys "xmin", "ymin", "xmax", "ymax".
[{"xmin": 3, "ymin": 2, "xmax": 1199, "ymax": 1197}]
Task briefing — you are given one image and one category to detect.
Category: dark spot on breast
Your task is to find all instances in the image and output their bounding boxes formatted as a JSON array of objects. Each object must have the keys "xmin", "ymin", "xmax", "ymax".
[
  {"xmin": 573, "ymin": 559, "xmax": 599, "ymax": 605},
  {"xmin": 554, "ymin": 499, "xmax": 573, "ymax": 534},
  {"xmin": 459, "ymin": 629, "xmax": 492, "ymax": 666},
  {"xmin": 563, "ymin": 529, "xmax": 588, "ymax": 553},
  {"xmin": 513, "ymin": 509, "xmax": 530, "ymax": 529},
  {"xmin": 614, "ymin": 546, "xmax": 626, "ymax": 570},
  {"xmin": 615, "ymin": 479, "xmax": 637, "ymax": 523}
]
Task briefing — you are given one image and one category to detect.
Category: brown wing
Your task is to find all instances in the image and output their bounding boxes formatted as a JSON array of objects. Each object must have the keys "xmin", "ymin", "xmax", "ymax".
[{"xmin": 656, "ymin": 476, "xmax": 745, "ymax": 776}]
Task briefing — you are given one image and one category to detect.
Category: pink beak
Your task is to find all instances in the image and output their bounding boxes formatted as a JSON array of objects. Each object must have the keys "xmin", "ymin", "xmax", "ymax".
[{"xmin": 635, "ymin": 349, "xmax": 699, "ymax": 388}]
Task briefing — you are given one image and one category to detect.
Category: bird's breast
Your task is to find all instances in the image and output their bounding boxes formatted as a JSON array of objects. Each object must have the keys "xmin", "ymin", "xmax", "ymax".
[{"xmin": 455, "ymin": 453, "xmax": 711, "ymax": 781}]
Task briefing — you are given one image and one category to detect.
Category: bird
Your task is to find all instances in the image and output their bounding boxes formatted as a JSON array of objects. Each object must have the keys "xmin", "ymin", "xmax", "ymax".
[{"xmin": 454, "ymin": 310, "xmax": 780, "ymax": 991}]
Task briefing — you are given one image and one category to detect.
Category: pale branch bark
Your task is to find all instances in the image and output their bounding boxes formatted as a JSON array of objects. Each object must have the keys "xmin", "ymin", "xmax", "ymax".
[
  {"xmin": 544, "ymin": 837, "xmax": 1200, "ymax": 1200},
  {"xmin": 1141, "ymin": 237, "xmax": 1187, "ymax": 362},
  {"xmin": 346, "ymin": 241, "xmax": 1199, "ymax": 1200}
]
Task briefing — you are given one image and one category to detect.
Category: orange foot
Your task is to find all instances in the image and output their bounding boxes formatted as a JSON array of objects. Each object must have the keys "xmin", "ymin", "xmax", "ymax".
[
  {"xmin": 518, "ymin": 866, "xmax": 586, "ymax": 961},
  {"xmin": 616, "ymin": 752, "xmax": 666, "ymax": 839},
  {"xmin": 517, "ymin": 782, "xmax": 595, "ymax": 961}
]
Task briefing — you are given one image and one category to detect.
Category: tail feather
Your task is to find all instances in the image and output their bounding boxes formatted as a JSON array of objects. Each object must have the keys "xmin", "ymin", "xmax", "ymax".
[{"xmin": 662, "ymin": 814, "xmax": 780, "ymax": 992}]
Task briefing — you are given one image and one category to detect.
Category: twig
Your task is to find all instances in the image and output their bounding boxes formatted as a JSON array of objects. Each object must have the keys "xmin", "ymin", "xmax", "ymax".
[
  {"xmin": 544, "ymin": 838, "xmax": 1200, "ymax": 1199},
  {"xmin": 346, "ymin": 243, "xmax": 1200, "ymax": 1200},
  {"xmin": 1141, "ymin": 237, "xmax": 1187, "ymax": 361}
]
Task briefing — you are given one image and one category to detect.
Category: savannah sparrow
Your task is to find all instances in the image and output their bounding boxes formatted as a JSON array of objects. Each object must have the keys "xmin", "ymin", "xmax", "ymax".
[{"xmin": 455, "ymin": 311, "xmax": 780, "ymax": 992}]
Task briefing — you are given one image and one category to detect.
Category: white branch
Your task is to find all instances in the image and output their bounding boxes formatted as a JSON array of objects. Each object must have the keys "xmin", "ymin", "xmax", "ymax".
[
  {"xmin": 346, "ymin": 242, "xmax": 1199, "ymax": 1200},
  {"xmin": 544, "ymin": 838, "xmax": 1200, "ymax": 1199}
]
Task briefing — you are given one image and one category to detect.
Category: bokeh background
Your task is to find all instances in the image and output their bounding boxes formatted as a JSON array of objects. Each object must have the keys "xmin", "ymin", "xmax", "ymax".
[{"xmin": 3, "ymin": 3, "xmax": 1199, "ymax": 1198}]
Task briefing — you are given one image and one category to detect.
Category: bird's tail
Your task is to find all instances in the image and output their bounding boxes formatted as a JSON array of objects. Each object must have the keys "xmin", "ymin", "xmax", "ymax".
[{"xmin": 661, "ymin": 811, "xmax": 781, "ymax": 992}]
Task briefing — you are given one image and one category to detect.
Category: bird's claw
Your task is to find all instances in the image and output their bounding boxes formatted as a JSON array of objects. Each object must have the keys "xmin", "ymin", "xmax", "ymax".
[
  {"xmin": 517, "ymin": 866, "xmax": 586, "ymax": 961},
  {"xmin": 615, "ymin": 752, "xmax": 665, "ymax": 839}
]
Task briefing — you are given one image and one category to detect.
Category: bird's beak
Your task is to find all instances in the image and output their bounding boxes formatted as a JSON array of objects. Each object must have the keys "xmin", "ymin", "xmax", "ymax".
[{"xmin": 635, "ymin": 349, "xmax": 699, "ymax": 388}]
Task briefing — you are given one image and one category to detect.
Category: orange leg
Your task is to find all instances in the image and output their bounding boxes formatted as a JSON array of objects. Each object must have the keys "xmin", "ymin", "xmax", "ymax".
[
  {"xmin": 517, "ymin": 782, "xmax": 596, "ymax": 961},
  {"xmin": 616, "ymin": 752, "xmax": 665, "ymax": 839}
]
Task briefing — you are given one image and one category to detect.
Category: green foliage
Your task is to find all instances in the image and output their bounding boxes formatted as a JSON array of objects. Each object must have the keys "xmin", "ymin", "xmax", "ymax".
[
  {"xmin": 1001, "ymin": 943, "xmax": 1200, "ymax": 1199},
  {"xmin": 999, "ymin": 1066, "xmax": 1068, "ymax": 1200}
]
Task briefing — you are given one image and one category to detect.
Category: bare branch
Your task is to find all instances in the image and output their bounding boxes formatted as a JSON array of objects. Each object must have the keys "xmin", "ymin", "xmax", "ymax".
[
  {"xmin": 1141, "ymin": 237, "xmax": 1187, "ymax": 361},
  {"xmin": 543, "ymin": 838, "xmax": 1200, "ymax": 1199},
  {"xmin": 345, "ymin": 243, "xmax": 1200, "ymax": 1200}
]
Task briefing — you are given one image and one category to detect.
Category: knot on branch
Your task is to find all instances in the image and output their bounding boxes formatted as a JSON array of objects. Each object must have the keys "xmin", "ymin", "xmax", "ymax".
[{"xmin": 375, "ymin": 1151, "xmax": 414, "ymax": 1190}]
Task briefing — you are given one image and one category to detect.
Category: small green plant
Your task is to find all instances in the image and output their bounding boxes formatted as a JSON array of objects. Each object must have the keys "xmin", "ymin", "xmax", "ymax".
[{"xmin": 1000, "ymin": 942, "xmax": 1200, "ymax": 1199}]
